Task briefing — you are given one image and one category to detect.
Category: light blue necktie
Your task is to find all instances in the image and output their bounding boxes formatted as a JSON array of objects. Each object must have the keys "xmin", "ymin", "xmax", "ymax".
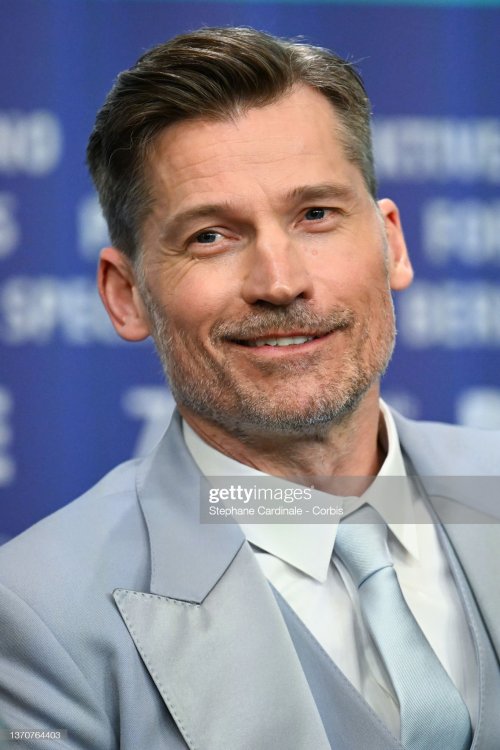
[{"xmin": 335, "ymin": 504, "xmax": 472, "ymax": 750}]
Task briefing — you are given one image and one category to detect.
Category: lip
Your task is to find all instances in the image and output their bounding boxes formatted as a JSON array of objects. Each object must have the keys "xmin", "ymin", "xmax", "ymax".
[{"xmin": 228, "ymin": 330, "xmax": 335, "ymax": 356}]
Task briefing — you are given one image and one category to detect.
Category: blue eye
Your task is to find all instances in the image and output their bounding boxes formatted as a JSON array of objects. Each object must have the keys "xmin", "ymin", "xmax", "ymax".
[
  {"xmin": 304, "ymin": 208, "xmax": 327, "ymax": 221},
  {"xmin": 195, "ymin": 231, "xmax": 220, "ymax": 244}
]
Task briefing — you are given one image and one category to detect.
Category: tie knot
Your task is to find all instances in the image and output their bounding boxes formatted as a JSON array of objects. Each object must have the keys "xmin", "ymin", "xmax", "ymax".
[{"xmin": 335, "ymin": 504, "xmax": 393, "ymax": 588}]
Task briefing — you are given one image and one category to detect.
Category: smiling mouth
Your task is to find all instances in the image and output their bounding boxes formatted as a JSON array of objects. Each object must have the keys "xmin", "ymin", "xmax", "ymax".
[
  {"xmin": 234, "ymin": 332, "xmax": 328, "ymax": 348},
  {"xmin": 219, "ymin": 312, "xmax": 352, "ymax": 350}
]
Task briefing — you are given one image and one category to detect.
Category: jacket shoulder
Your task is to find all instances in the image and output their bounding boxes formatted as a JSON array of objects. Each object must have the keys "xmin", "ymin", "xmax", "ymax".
[
  {"xmin": 0, "ymin": 455, "xmax": 148, "ymax": 597},
  {"xmin": 392, "ymin": 410, "xmax": 500, "ymax": 475}
]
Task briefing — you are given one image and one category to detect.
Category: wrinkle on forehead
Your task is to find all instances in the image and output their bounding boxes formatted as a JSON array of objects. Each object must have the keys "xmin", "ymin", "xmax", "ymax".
[
  {"xmin": 150, "ymin": 138, "xmax": 334, "ymax": 188},
  {"xmin": 147, "ymin": 85, "xmax": 351, "ymax": 179}
]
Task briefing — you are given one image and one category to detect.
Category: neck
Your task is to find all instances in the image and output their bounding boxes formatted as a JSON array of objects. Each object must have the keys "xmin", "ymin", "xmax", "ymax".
[{"xmin": 180, "ymin": 387, "xmax": 385, "ymax": 483}]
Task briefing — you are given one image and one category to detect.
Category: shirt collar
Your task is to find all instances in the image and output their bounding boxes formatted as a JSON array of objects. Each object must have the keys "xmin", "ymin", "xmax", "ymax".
[
  {"xmin": 362, "ymin": 400, "xmax": 419, "ymax": 560},
  {"xmin": 182, "ymin": 399, "xmax": 419, "ymax": 583}
]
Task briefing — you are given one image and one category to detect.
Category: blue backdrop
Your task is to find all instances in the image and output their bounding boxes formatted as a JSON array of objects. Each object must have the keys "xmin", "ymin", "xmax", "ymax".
[{"xmin": 1, "ymin": 0, "xmax": 499, "ymax": 541}]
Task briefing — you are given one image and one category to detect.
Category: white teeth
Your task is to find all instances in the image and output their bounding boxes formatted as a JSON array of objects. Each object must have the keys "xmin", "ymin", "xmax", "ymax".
[{"xmin": 247, "ymin": 335, "xmax": 314, "ymax": 348}]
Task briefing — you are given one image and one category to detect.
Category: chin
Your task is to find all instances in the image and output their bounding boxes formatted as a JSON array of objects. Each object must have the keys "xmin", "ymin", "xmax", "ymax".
[{"xmin": 226, "ymin": 384, "xmax": 372, "ymax": 438}]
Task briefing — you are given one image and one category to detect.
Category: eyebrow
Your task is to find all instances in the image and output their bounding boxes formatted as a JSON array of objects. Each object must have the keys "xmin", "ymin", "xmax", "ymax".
[
  {"xmin": 160, "ymin": 203, "xmax": 234, "ymax": 242},
  {"xmin": 160, "ymin": 181, "xmax": 357, "ymax": 242},
  {"xmin": 284, "ymin": 182, "xmax": 357, "ymax": 204}
]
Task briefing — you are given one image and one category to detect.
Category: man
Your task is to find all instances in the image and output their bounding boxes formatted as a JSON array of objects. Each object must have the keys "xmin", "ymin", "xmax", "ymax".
[{"xmin": 0, "ymin": 27, "xmax": 499, "ymax": 750}]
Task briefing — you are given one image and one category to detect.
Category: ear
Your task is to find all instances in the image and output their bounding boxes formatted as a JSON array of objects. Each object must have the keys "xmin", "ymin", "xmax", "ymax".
[
  {"xmin": 377, "ymin": 198, "xmax": 413, "ymax": 291},
  {"xmin": 98, "ymin": 247, "xmax": 151, "ymax": 341}
]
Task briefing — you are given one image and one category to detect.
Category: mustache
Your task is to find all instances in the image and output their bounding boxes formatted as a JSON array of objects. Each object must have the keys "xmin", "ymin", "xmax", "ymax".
[{"xmin": 212, "ymin": 306, "xmax": 355, "ymax": 341}]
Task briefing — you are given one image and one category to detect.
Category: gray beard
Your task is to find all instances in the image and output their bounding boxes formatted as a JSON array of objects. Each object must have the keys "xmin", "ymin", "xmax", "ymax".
[{"xmin": 140, "ymin": 283, "xmax": 396, "ymax": 439}]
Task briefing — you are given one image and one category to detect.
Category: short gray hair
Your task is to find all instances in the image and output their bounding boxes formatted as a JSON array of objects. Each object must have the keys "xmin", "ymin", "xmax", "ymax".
[{"xmin": 87, "ymin": 26, "xmax": 376, "ymax": 261}]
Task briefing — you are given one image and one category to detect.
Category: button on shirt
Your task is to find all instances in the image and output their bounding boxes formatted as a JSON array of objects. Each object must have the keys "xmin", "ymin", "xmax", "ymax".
[{"xmin": 183, "ymin": 401, "xmax": 477, "ymax": 738}]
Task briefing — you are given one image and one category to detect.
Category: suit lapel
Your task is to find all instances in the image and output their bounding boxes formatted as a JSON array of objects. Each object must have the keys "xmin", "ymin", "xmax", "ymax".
[{"xmin": 114, "ymin": 412, "xmax": 330, "ymax": 750}]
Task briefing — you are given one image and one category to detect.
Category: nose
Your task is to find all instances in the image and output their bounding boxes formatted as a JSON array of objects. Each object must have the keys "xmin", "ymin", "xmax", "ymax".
[{"xmin": 241, "ymin": 226, "xmax": 314, "ymax": 306}]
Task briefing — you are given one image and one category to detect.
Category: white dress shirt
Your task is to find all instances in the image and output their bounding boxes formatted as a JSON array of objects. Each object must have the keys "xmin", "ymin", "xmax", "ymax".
[{"xmin": 183, "ymin": 401, "xmax": 477, "ymax": 738}]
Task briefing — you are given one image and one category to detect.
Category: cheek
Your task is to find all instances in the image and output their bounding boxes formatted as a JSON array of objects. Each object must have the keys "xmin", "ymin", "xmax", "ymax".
[
  {"xmin": 317, "ymin": 263, "xmax": 386, "ymax": 308},
  {"xmin": 163, "ymin": 265, "xmax": 240, "ymax": 335},
  {"xmin": 311, "ymin": 229, "xmax": 388, "ymax": 290},
  {"xmin": 347, "ymin": 250, "xmax": 390, "ymax": 298}
]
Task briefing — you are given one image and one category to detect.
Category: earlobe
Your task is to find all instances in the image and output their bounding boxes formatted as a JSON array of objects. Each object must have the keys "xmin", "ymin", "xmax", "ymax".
[
  {"xmin": 377, "ymin": 198, "xmax": 414, "ymax": 291},
  {"xmin": 98, "ymin": 247, "xmax": 151, "ymax": 341}
]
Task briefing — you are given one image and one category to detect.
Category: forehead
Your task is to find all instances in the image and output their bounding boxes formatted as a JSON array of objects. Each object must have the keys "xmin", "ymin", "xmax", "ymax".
[{"xmin": 145, "ymin": 85, "xmax": 363, "ymax": 208}]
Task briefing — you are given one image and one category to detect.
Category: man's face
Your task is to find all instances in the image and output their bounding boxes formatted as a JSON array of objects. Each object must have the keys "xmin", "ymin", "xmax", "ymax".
[{"xmin": 137, "ymin": 85, "xmax": 410, "ymax": 436}]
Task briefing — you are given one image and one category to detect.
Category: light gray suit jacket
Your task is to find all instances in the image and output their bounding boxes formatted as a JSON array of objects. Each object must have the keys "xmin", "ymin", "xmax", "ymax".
[{"xmin": 0, "ymin": 410, "xmax": 499, "ymax": 749}]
